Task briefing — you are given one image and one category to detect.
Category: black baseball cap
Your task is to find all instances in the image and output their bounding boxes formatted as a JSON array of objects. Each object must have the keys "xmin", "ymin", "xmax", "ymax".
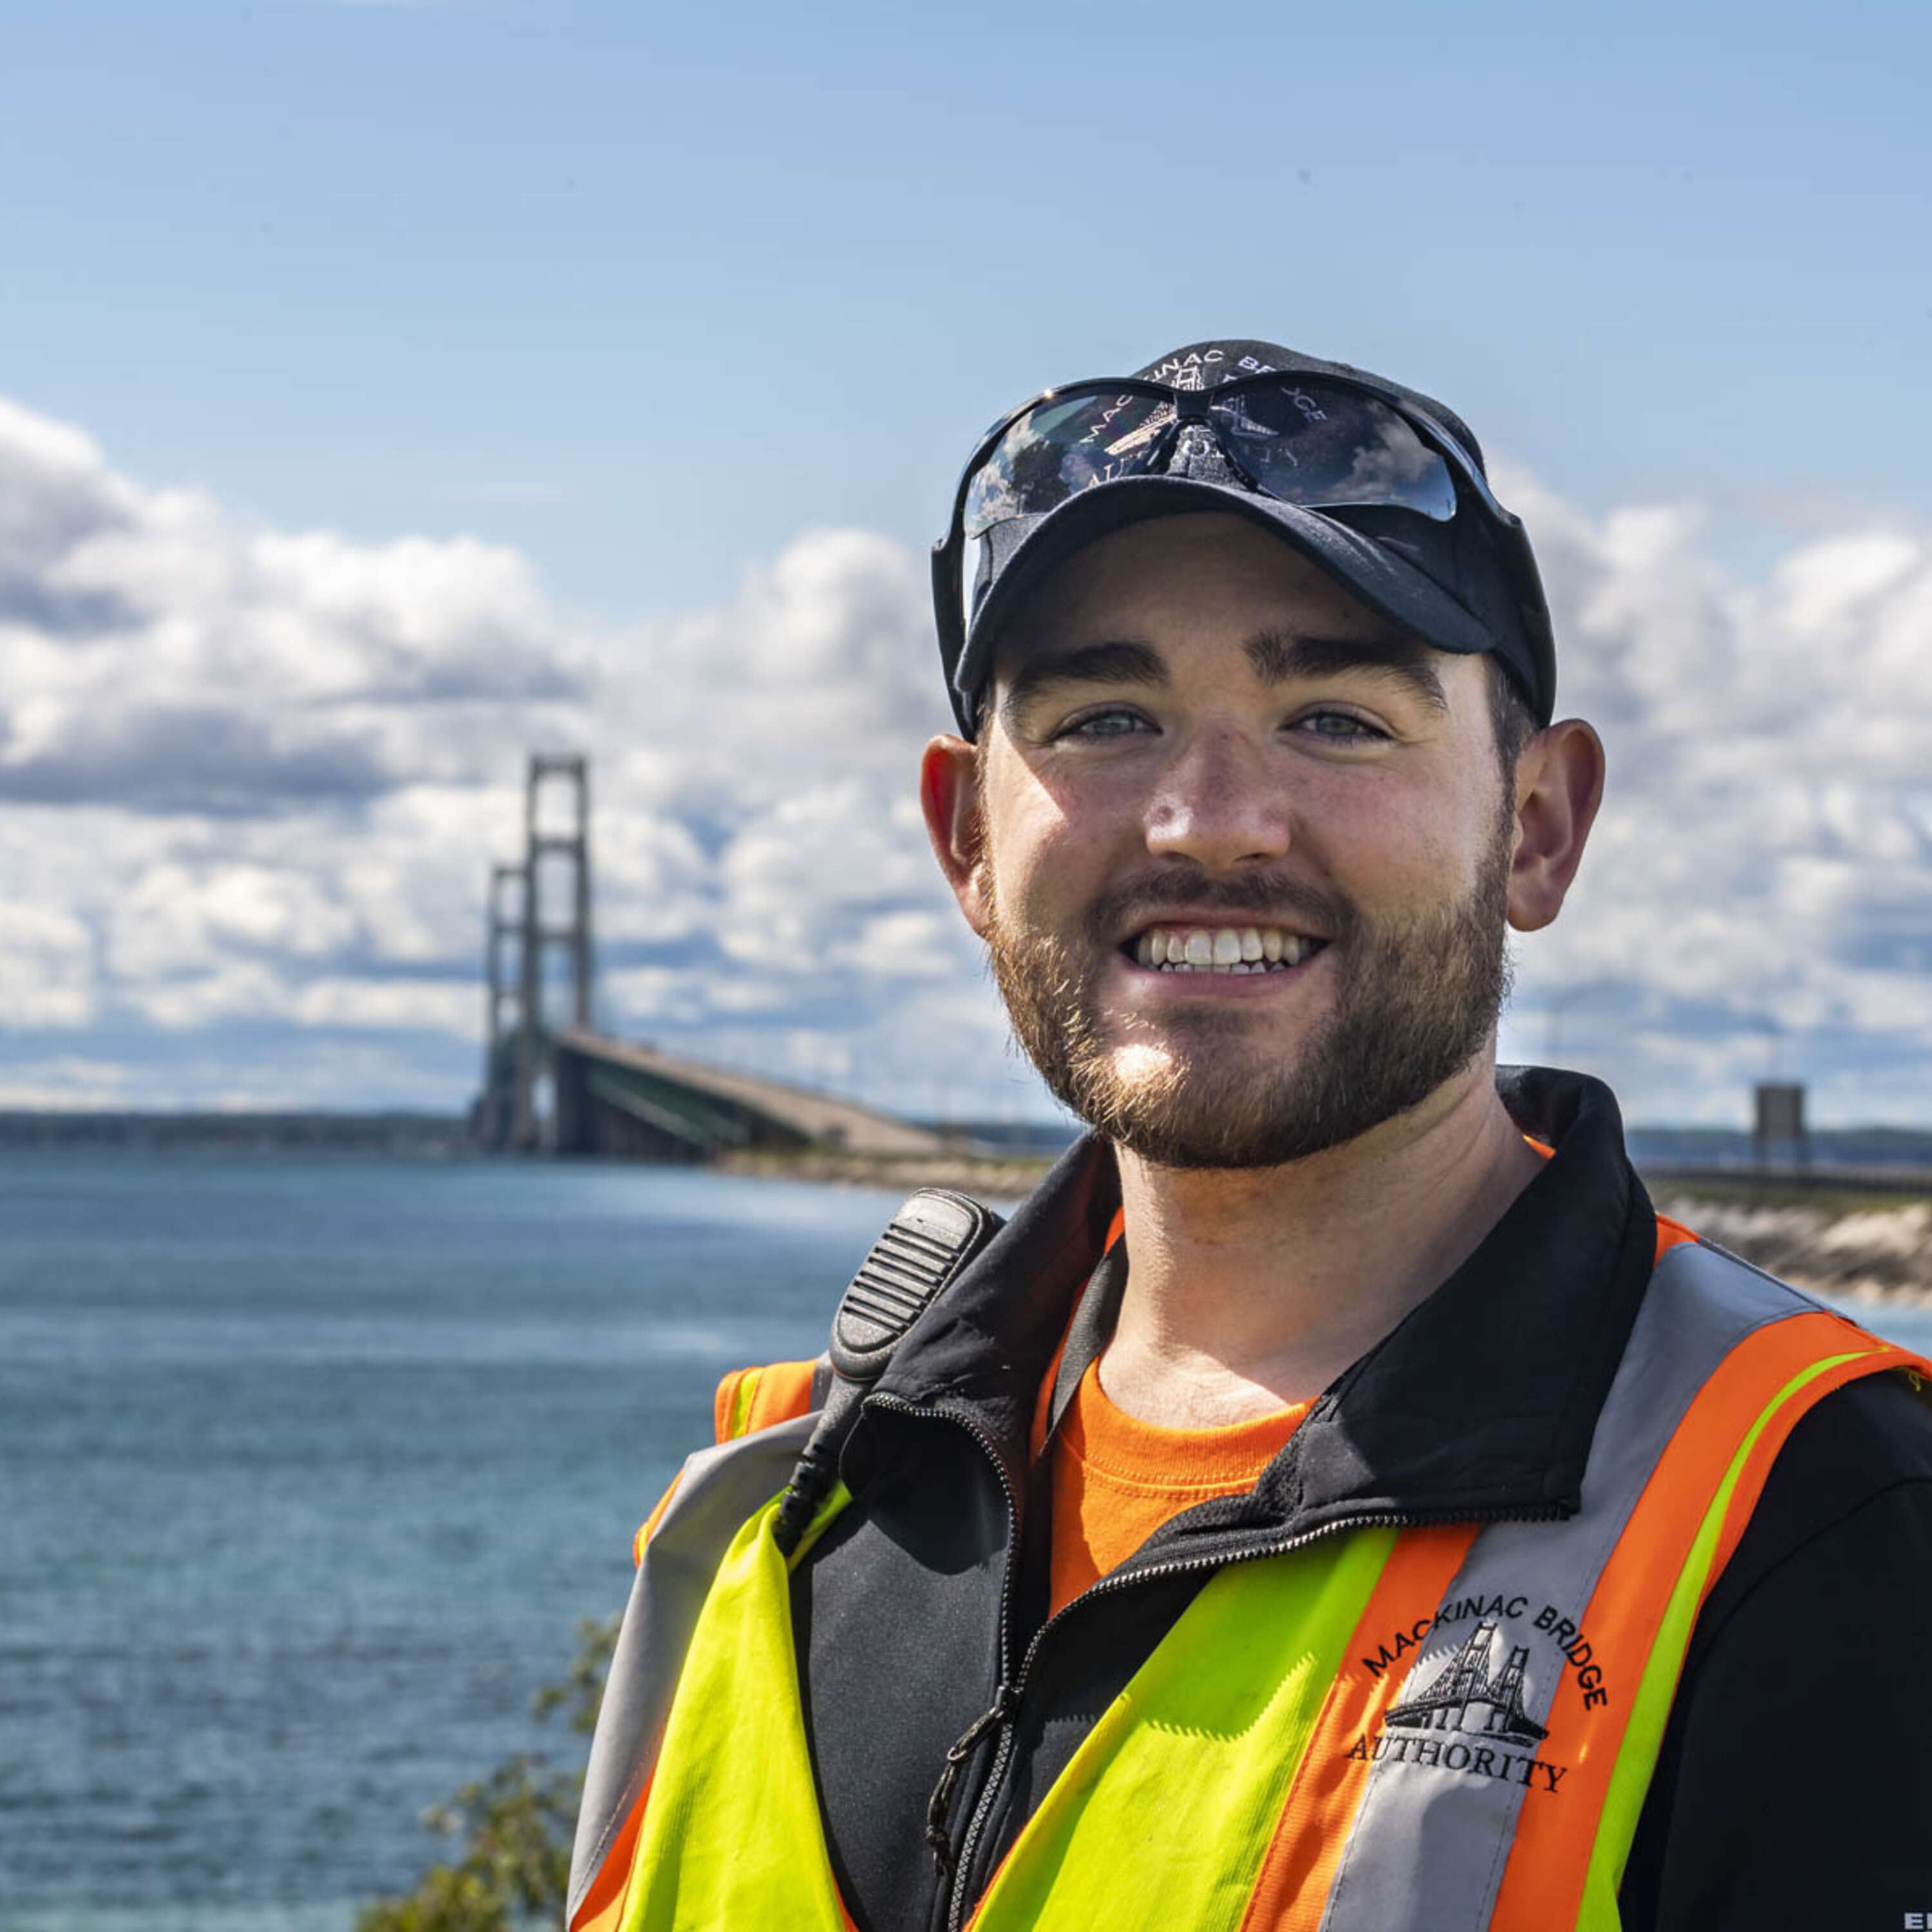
[{"xmin": 936, "ymin": 337, "xmax": 1556, "ymax": 731}]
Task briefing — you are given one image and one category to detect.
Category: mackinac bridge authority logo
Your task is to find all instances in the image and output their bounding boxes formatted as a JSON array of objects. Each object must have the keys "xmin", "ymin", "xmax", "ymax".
[
  {"xmin": 1345, "ymin": 1595, "xmax": 1618, "ymax": 1797},
  {"xmin": 1385, "ymin": 1618, "xmax": 1547, "ymax": 1743}
]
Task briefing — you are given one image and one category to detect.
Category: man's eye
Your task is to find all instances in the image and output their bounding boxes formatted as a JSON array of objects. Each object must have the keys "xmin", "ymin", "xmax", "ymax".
[
  {"xmin": 1298, "ymin": 710, "xmax": 1385, "ymax": 742},
  {"xmin": 1059, "ymin": 708, "xmax": 1150, "ymax": 740}
]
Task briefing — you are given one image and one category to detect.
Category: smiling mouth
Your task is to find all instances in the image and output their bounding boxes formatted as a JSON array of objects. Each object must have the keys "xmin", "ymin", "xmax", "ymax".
[{"xmin": 1124, "ymin": 923, "xmax": 1331, "ymax": 975}]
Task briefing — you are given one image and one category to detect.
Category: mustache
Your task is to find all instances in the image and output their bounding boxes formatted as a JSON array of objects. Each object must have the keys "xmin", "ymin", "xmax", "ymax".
[{"xmin": 1081, "ymin": 872, "xmax": 1356, "ymax": 947}]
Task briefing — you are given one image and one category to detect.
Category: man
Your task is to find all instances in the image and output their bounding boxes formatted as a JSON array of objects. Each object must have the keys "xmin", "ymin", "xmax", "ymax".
[{"xmin": 569, "ymin": 341, "xmax": 1932, "ymax": 1930}]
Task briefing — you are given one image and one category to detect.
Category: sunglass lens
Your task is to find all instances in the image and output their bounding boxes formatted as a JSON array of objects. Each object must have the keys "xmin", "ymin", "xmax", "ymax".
[
  {"xmin": 1211, "ymin": 384, "xmax": 1458, "ymax": 521},
  {"xmin": 963, "ymin": 393, "xmax": 1175, "ymax": 537}
]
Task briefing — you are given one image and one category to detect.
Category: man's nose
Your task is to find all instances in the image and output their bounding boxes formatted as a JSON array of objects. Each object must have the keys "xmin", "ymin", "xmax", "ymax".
[{"xmin": 1143, "ymin": 726, "xmax": 1291, "ymax": 872}]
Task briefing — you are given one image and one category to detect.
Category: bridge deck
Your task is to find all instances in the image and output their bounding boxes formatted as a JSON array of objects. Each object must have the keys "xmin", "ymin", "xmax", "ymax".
[{"xmin": 549, "ymin": 1027, "xmax": 956, "ymax": 1159}]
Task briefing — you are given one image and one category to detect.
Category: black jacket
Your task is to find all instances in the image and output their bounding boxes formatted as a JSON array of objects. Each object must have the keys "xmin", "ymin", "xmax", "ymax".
[{"xmin": 790, "ymin": 1068, "xmax": 1932, "ymax": 1932}]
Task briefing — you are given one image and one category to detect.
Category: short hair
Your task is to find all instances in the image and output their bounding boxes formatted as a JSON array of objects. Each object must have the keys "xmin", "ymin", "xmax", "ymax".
[{"xmin": 1486, "ymin": 656, "xmax": 1539, "ymax": 779}]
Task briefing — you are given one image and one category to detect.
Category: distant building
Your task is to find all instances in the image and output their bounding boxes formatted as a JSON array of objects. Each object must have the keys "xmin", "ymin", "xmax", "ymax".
[{"xmin": 1753, "ymin": 1083, "xmax": 1808, "ymax": 1170}]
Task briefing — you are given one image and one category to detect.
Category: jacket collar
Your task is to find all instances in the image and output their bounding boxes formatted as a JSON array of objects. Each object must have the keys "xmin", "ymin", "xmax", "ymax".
[{"xmin": 870, "ymin": 1066, "xmax": 1657, "ymax": 1545}]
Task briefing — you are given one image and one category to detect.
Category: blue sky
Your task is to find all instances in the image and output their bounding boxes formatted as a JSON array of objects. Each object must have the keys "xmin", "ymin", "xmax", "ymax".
[
  {"xmin": 3, "ymin": 0, "xmax": 1931, "ymax": 1124},
  {"xmin": 10, "ymin": 0, "xmax": 1930, "ymax": 612}
]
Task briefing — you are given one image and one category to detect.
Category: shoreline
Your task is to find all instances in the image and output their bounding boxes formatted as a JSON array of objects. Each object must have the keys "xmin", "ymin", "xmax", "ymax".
[
  {"xmin": 718, "ymin": 1147, "xmax": 1054, "ymax": 1202},
  {"xmin": 716, "ymin": 1155, "xmax": 1932, "ymax": 1313},
  {"xmin": 1651, "ymin": 1191, "xmax": 1932, "ymax": 1313}
]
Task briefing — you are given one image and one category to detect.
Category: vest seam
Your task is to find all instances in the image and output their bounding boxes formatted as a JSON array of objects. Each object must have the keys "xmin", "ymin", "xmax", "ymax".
[
  {"xmin": 1680, "ymin": 1468, "xmax": 1932, "ymax": 1658},
  {"xmin": 1688, "ymin": 1232, "xmax": 1832, "ymax": 1311}
]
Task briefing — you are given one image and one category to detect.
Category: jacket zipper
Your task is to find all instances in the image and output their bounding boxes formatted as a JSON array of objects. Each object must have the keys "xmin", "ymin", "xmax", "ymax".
[
  {"xmin": 864, "ymin": 1394, "xmax": 1026, "ymax": 1932},
  {"xmin": 869, "ymin": 1390, "xmax": 1562, "ymax": 1932}
]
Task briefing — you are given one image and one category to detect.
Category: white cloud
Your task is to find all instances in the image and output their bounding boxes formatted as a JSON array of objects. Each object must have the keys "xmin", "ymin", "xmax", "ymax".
[
  {"xmin": 3, "ymin": 391, "xmax": 1931, "ymax": 1124},
  {"xmin": 0, "ymin": 902, "xmax": 96, "ymax": 1027},
  {"xmin": 290, "ymin": 976, "xmax": 478, "ymax": 1032},
  {"xmin": 1495, "ymin": 460, "xmax": 1932, "ymax": 1121},
  {"xmin": 0, "ymin": 1056, "xmax": 142, "ymax": 1108}
]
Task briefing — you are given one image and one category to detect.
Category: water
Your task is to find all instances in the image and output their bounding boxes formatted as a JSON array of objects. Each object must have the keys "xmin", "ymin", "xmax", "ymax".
[
  {"xmin": 0, "ymin": 1151, "xmax": 911, "ymax": 1931},
  {"xmin": 5, "ymin": 1152, "xmax": 1929, "ymax": 1930}
]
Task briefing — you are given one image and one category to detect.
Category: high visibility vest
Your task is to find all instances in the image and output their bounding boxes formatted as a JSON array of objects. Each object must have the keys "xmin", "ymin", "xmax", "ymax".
[{"xmin": 569, "ymin": 1241, "xmax": 1931, "ymax": 1932}]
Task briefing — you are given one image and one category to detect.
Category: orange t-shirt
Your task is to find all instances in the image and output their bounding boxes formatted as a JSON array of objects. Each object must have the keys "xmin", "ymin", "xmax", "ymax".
[
  {"xmin": 1030, "ymin": 1143, "xmax": 1671, "ymax": 1622},
  {"xmin": 1041, "ymin": 1359, "xmax": 1310, "ymax": 1618}
]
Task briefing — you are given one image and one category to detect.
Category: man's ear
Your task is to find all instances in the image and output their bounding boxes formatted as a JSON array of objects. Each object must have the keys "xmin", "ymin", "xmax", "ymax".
[
  {"xmin": 1507, "ymin": 719, "xmax": 1605, "ymax": 933},
  {"xmin": 921, "ymin": 734, "xmax": 992, "ymax": 938}
]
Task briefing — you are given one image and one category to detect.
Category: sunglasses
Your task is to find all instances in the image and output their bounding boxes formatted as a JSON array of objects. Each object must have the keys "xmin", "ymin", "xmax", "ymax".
[{"xmin": 932, "ymin": 370, "xmax": 1539, "ymax": 714}]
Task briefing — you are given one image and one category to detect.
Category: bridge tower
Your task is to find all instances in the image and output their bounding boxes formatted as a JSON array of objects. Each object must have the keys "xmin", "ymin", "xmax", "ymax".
[
  {"xmin": 1443, "ymin": 1622, "xmax": 1496, "ymax": 1704},
  {"xmin": 1484, "ymin": 1645, "xmax": 1542, "ymax": 1739},
  {"xmin": 475, "ymin": 754, "xmax": 594, "ymax": 1151},
  {"xmin": 477, "ymin": 860, "xmax": 527, "ymax": 1147}
]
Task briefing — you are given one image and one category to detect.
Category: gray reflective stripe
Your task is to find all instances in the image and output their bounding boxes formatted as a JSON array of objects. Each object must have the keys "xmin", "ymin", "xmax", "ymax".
[
  {"xmin": 566, "ymin": 1412, "xmax": 818, "ymax": 1921},
  {"xmin": 1318, "ymin": 1244, "xmax": 1824, "ymax": 1932}
]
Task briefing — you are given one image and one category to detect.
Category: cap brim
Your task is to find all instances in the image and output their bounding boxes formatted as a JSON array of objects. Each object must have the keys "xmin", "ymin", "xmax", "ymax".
[{"xmin": 958, "ymin": 475, "xmax": 1500, "ymax": 721}]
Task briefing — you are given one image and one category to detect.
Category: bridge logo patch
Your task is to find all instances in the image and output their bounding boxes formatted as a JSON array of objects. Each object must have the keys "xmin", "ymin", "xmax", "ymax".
[{"xmin": 1344, "ymin": 1597, "xmax": 1618, "ymax": 1797}]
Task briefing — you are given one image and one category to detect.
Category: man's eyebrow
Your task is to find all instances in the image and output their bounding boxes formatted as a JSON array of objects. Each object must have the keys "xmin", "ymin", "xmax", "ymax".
[
  {"xmin": 1000, "ymin": 639, "xmax": 1170, "ymax": 714},
  {"xmin": 1244, "ymin": 628, "xmax": 1448, "ymax": 712}
]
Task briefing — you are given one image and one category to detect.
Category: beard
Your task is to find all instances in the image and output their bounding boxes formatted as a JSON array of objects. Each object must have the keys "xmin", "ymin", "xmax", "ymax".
[{"xmin": 981, "ymin": 811, "xmax": 1515, "ymax": 1171}]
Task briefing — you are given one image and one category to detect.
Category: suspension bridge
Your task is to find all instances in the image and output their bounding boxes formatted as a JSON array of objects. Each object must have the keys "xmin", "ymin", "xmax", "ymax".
[{"xmin": 469, "ymin": 754, "xmax": 954, "ymax": 1162}]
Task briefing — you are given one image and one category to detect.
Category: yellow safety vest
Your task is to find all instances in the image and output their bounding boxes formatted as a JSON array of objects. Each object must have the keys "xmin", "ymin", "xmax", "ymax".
[{"xmin": 574, "ymin": 1242, "xmax": 1931, "ymax": 1932}]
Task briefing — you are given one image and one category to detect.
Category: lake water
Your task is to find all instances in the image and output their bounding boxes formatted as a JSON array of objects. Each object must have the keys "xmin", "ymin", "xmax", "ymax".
[
  {"xmin": 0, "ymin": 1151, "xmax": 911, "ymax": 1931},
  {"xmin": 5, "ymin": 1151, "xmax": 1929, "ymax": 1930}
]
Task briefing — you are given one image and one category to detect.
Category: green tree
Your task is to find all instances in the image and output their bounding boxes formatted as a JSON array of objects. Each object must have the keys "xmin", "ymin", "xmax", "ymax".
[{"xmin": 357, "ymin": 1615, "xmax": 620, "ymax": 1932}]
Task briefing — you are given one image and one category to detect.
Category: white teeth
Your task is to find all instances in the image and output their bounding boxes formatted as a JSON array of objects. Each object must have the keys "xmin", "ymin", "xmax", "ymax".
[{"xmin": 1135, "ymin": 924, "xmax": 1325, "ymax": 974}]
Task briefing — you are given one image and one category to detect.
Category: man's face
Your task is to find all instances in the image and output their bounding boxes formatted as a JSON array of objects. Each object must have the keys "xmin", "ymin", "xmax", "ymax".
[{"xmin": 956, "ymin": 512, "xmax": 1522, "ymax": 1170}]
